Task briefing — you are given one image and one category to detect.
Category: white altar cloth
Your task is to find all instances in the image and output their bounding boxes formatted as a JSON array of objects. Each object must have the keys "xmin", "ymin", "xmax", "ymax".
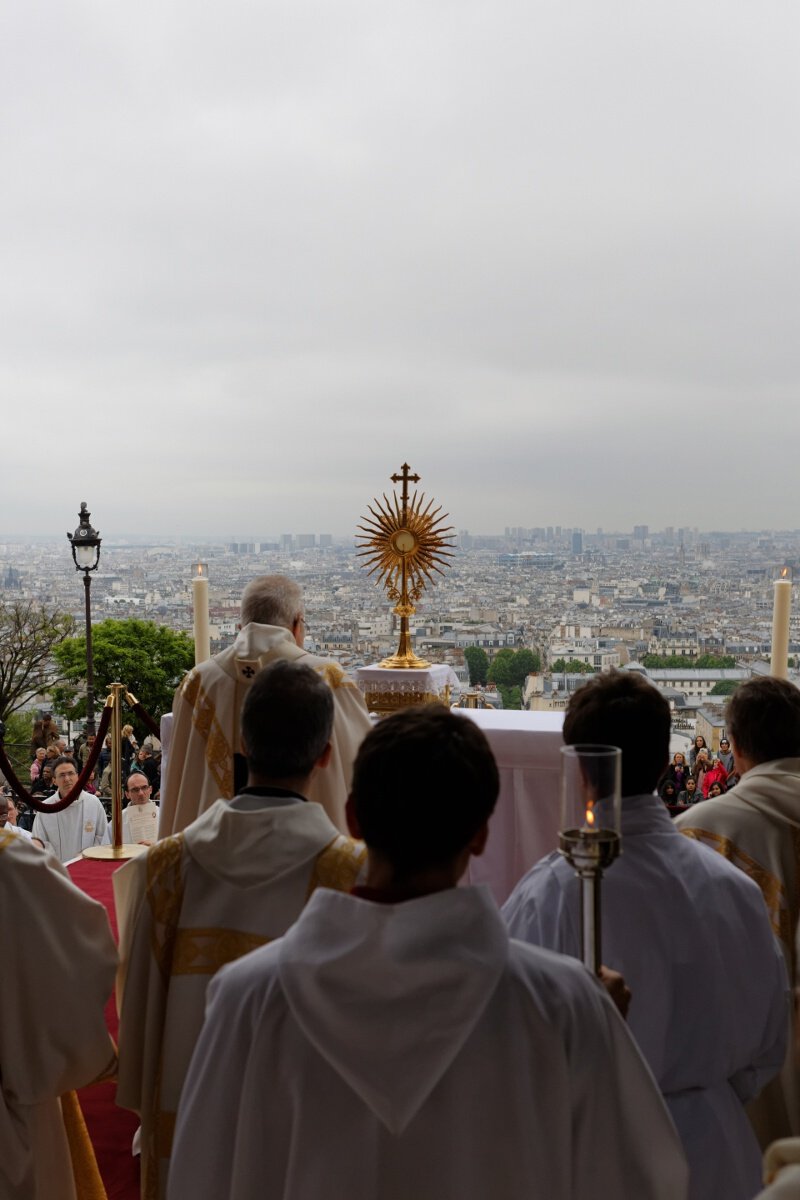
[{"xmin": 455, "ymin": 709, "xmax": 565, "ymax": 905}]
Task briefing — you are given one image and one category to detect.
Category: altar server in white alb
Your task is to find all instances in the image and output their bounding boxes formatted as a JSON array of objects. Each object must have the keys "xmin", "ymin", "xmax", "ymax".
[
  {"xmin": 115, "ymin": 660, "xmax": 366, "ymax": 1200},
  {"xmin": 169, "ymin": 706, "xmax": 688, "ymax": 1200},
  {"xmin": 503, "ymin": 670, "xmax": 789, "ymax": 1200},
  {"xmin": 159, "ymin": 573, "xmax": 372, "ymax": 836},
  {"xmin": 676, "ymin": 675, "xmax": 800, "ymax": 1148},
  {"xmin": 0, "ymin": 828, "xmax": 117, "ymax": 1200},
  {"xmin": 32, "ymin": 755, "xmax": 110, "ymax": 861}
]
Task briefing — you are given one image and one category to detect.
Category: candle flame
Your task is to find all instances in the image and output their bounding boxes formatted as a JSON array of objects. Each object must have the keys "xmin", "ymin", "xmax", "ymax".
[
  {"xmin": 781, "ymin": 568, "xmax": 789, "ymax": 579},
  {"xmin": 585, "ymin": 806, "xmax": 596, "ymax": 828}
]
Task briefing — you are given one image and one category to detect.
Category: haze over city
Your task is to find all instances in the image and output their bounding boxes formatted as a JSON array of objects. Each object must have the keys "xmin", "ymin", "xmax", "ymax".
[{"xmin": 4, "ymin": 1, "xmax": 799, "ymax": 536}]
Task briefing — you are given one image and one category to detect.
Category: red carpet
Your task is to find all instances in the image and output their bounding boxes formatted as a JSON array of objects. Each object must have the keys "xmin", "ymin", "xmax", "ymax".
[{"xmin": 69, "ymin": 858, "xmax": 141, "ymax": 1200}]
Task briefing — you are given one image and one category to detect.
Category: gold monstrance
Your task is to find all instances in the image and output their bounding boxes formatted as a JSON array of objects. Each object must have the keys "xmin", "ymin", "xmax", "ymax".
[{"xmin": 357, "ymin": 463, "xmax": 455, "ymax": 669}]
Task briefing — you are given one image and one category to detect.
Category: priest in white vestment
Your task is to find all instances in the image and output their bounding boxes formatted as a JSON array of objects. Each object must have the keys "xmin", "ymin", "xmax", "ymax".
[
  {"xmin": 32, "ymin": 756, "xmax": 110, "ymax": 861},
  {"xmin": 0, "ymin": 829, "xmax": 117, "ymax": 1200},
  {"xmin": 115, "ymin": 660, "xmax": 366, "ymax": 1200},
  {"xmin": 504, "ymin": 671, "xmax": 789, "ymax": 1200},
  {"xmin": 676, "ymin": 676, "xmax": 800, "ymax": 1149},
  {"xmin": 169, "ymin": 706, "xmax": 688, "ymax": 1200},
  {"xmin": 159, "ymin": 574, "xmax": 371, "ymax": 837}
]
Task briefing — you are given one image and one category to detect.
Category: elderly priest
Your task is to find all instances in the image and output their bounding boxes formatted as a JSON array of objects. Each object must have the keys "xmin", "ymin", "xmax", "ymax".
[{"xmin": 159, "ymin": 573, "xmax": 371, "ymax": 836}]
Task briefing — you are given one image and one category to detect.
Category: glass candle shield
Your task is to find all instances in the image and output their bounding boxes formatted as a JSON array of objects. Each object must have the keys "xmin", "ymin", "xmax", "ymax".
[{"xmin": 559, "ymin": 745, "xmax": 622, "ymax": 874}]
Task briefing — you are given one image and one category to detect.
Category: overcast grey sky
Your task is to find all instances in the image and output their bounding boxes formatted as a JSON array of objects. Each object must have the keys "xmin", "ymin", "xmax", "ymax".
[{"xmin": 3, "ymin": 0, "xmax": 799, "ymax": 536}]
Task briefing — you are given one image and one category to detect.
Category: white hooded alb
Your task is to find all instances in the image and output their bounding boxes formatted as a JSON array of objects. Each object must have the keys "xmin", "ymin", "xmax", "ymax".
[{"xmin": 169, "ymin": 885, "xmax": 688, "ymax": 1200}]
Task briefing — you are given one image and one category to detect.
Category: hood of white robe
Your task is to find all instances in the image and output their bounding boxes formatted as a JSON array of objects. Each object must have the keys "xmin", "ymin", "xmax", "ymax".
[
  {"xmin": 728, "ymin": 758, "xmax": 800, "ymax": 829},
  {"xmin": 184, "ymin": 797, "xmax": 341, "ymax": 888},
  {"xmin": 219, "ymin": 623, "xmax": 302, "ymax": 681},
  {"xmin": 278, "ymin": 885, "xmax": 507, "ymax": 1134}
]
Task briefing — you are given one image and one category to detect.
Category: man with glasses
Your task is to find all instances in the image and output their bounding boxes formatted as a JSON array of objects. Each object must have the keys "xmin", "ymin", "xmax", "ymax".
[
  {"xmin": 31, "ymin": 756, "xmax": 110, "ymax": 861},
  {"xmin": 159, "ymin": 574, "xmax": 371, "ymax": 838},
  {"xmin": 120, "ymin": 771, "xmax": 159, "ymax": 846}
]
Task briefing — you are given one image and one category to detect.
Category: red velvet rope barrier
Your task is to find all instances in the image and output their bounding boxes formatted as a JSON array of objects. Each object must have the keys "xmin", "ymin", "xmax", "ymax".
[
  {"xmin": 0, "ymin": 704, "xmax": 113, "ymax": 813},
  {"xmin": 126, "ymin": 697, "xmax": 161, "ymax": 740}
]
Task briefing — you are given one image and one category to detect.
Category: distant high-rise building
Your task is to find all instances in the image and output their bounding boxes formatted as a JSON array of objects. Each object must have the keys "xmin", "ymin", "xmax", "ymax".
[
  {"xmin": 281, "ymin": 534, "xmax": 293, "ymax": 551},
  {"xmin": 572, "ymin": 530, "xmax": 583, "ymax": 555},
  {"xmin": 633, "ymin": 525, "xmax": 649, "ymax": 541}
]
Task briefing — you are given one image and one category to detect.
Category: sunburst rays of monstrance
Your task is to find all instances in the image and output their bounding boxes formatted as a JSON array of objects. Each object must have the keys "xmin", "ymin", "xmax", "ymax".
[{"xmin": 356, "ymin": 463, "xmax": 455, "ymax": 669}]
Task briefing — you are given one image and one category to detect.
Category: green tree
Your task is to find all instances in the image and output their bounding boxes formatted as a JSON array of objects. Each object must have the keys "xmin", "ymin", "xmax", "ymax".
[
  {"xmin": 487, "ymin": 648, "xmax": 515, "ymax": 687},
  {"xmin": 550, "ymin": 657, "xmax": 593, "ymax": 674},
  {"xmin": 52, "ymin": 619, "xmax": 194, "ymax": 734},
  {"xmin": 496, "ymin": 684, "xmax": 522, "ymax": 710},
  {"xmin": 2, "ymin": 710, "xmax": 35, "ymax": 775},
  {"xmin": 0, "ymin": 601, "xmax": 75, "ymax": 721},
  {"xmin": 464, "ymin": 646, "xmax": 489, "ymax": 686},
  {"xmin": 709, "ymin": 679, "xmax": 740, "ymax": 696},
  {"xmin": 510, "ymin": 648, "xmax": 541, "ymax": 684},
  {"xmin": 695, "ymin": 654, "xmax": 736, "ymax": 669}
]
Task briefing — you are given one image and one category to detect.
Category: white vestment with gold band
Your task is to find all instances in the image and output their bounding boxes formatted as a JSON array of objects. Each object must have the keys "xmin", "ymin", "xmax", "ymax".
[
  {"xmin": 114, "ymin": 793, "xmax": 366, "ymax": 1200},
  {"xmin": 158, "ymin": 622, "xmax": 372, "ymax": 837}
]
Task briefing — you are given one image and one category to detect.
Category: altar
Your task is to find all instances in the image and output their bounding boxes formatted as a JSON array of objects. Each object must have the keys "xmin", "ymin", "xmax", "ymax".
[{"xmin": 455, "ymin": 708, "xmax": 565, "ymax": 904}]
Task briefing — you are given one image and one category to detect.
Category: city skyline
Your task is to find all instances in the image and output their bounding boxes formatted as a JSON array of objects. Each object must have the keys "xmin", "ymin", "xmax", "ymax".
[{"xmin": 4, "ymin": 2, "xmax": 800, "ymax": 533}]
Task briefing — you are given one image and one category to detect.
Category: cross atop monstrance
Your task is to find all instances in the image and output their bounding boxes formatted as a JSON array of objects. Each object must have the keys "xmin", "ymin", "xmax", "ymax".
[{"xmin": 356, "ymin": 462, "xmax": 455, "ymax": 669}]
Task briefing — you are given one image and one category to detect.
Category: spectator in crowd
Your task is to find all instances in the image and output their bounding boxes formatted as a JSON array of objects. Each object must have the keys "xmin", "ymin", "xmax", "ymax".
[
  {"xmin": 98, "ymin": 734, "xmax": 112, "ymax": 780},
  {"xmin": 78, "ymin": 732, "xmax": 96, "ymax": 767},
  {"xmin": 121, "ymin": 724, "xmax": 139, "ymax": 776},
  {"xmin": 503, "ymin": 670, "xmax": 788, "ymax": 1200},
  {"xmin": 30, "ymin": 711, "xmax": 59, "ymax": 753},
  {"xmin": 662, "ymin": 751, "xmax": 690, "ymax": 794},
  {"xmin": 678, "ymin": 776, "xmax": 701, "ymax": 805},
  {"xmin": 692, "ymin": 748, "xmax": 712, "ymax": 792},
  {"xmin": 29, "ymin": 746, "xmax": 47, "ymax": 781},
  {"xmin": 135, "ymin": 746, "xmax": 160, "ymax": 794},
  {"xmin": 31, "ymin": 764, "xmax": 56, "ymax": 798},
  {"xmin": 718, "ymin": 737, "xmax": 735, "ymax": 774},
  {"xmin": 707, "ymin": 781, "xmax": 725, "ymax": 798},
  {"xmin": 702, "ymin": 757, "xmax": 729, "ymax": 798},
  {"xmin": 659, "ymin": 779, "xmax": 679, "ymax": 807},
  {"xmin": 689, "ymin": 734, "xmax": 709, "ymax": 768}
]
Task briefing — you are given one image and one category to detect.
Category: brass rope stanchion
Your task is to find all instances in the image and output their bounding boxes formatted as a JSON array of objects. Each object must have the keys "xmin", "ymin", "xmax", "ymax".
[{"xmin": 83, "ymin": 683, "xmax": 146, "ymax": 861}]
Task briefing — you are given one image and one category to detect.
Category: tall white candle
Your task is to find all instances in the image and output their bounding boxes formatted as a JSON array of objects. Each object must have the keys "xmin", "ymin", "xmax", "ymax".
[
  {"xmin": 192, "ymin": 563, "xmax": 210, "ymax": 665},
  {"xmin": 770, "ymin": 573, "xmax": 792, "ymax": 679}
]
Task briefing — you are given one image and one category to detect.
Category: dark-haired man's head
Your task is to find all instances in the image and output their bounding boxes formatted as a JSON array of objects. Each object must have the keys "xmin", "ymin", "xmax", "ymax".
[
  {"xmin": 348, "ymin": 707, "xmax": 499, "ymax": 887},
  {"xmin": 562, "ymin": 670, "xmax": 670, "ymax": 797},
  {"xmin": 240, "ymin": 660, "xmax": 333, "ymax": 788},
  {"xmin": 726, "ymin": 677, "xmax": 800, "ymax": 773}
]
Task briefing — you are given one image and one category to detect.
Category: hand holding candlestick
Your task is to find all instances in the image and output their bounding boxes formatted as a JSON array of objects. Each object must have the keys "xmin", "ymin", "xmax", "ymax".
[{"xmin": 558, "ymin": 745, "xmax": 622, "ymax": 974}]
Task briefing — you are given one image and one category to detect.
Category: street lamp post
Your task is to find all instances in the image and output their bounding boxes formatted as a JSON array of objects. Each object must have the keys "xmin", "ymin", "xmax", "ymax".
[{"xmin": 67, "ymin": 502, "xmax": 102, "ymax": 736}]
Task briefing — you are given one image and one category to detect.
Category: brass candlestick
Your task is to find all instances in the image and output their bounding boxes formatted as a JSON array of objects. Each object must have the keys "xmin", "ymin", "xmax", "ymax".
[{"xmin": 356, "ymin": 463, "xmax": 454, "ymax": 669}]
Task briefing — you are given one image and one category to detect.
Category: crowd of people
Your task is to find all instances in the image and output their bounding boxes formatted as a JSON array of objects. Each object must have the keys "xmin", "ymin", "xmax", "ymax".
[
  {"xmin": 657, "ymin": 734, "xmax": 740, "ymax": 808},
  {"xmin": 3, "ymin": 574, "xmax": 800, "ymax": 1200}
]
